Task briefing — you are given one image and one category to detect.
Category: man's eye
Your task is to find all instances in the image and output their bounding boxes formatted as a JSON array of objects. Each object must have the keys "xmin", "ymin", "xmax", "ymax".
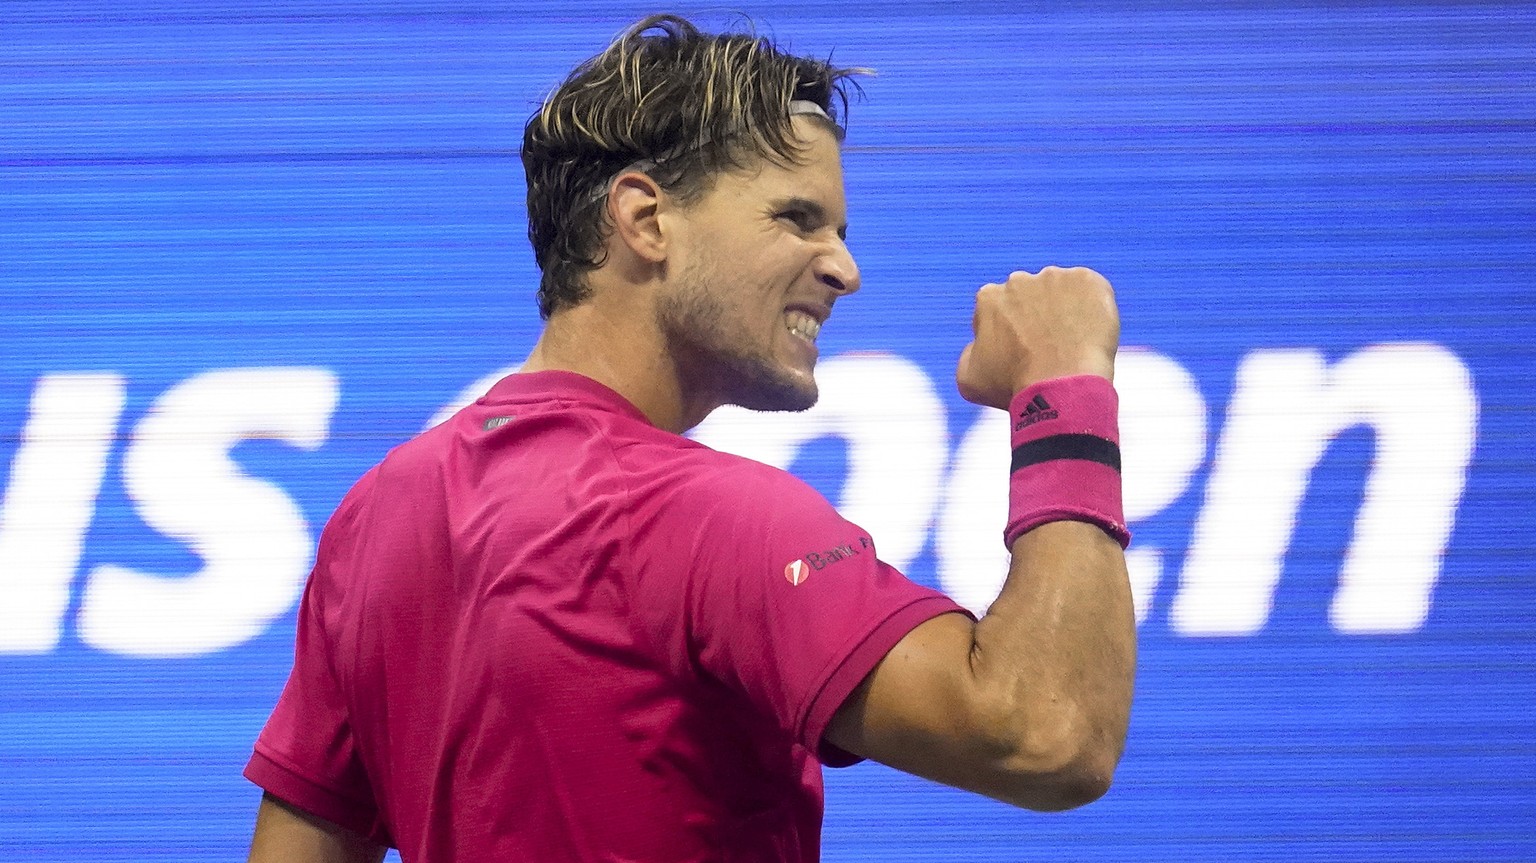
[{"xmin": 778, "ymin": 210, "xmax": 817, "ymax": 231}]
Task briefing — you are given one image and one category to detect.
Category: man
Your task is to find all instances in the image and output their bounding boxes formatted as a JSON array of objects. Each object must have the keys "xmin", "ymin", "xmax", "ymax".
[{"xmin": 246, "ymin": 14, "xmax": 1135, "ymax": 862}]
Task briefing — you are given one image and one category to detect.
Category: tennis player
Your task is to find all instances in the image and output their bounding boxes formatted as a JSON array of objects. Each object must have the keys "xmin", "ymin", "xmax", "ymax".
[{"xmin": 245, "ymin": 14, "xmax": 1135, "ymax": 862}]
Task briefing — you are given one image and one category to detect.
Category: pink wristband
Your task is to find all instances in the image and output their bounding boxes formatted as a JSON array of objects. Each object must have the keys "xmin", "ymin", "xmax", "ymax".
[{"xmin": 1004, "ymin": 375, "xmax": 1131, "ymax": 549}]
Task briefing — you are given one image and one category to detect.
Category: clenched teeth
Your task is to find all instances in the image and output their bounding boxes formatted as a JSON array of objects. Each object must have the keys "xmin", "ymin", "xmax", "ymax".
[{"xmin": 786, "ymin": 310, "xmax": 822, "ymax": 342}]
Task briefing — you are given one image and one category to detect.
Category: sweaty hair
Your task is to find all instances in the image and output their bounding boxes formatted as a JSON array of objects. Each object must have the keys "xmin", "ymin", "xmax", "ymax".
[{"xmin": 522, "ymin": 14, "xmax": 866, "ymax": 319}]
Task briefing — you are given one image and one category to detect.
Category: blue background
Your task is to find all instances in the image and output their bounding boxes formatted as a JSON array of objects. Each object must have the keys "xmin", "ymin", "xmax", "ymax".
[{"xmin": 3, "ymin": 1, "xmax": 1534, "ymax": 860}]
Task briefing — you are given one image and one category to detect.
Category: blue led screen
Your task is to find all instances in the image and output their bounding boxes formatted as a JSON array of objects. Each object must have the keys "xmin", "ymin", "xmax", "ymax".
[{"xmin": 2, "ymin": 2, "xmax": 1534, "ymax": 860}]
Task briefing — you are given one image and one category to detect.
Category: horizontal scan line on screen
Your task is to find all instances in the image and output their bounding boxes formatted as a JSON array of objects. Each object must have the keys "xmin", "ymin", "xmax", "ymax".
[{"xmin": 0, "ymin": 343, "xmax": 1476, "ymax": 657}]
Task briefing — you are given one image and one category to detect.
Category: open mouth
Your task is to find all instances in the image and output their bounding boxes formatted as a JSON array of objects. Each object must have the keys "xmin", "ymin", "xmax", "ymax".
[{"xmin": 785, "ymin": 309, "xmax": 822, "ymax": 344}]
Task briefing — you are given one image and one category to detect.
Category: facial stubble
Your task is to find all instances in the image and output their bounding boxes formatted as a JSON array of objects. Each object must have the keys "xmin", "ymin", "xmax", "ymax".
[{"xmin": 656, "ymin": 259, "xmax": 819, "ymax": 414}]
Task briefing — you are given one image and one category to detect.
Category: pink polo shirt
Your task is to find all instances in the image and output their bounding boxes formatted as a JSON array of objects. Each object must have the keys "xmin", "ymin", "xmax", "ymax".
[{"xmin": 245, "ymin": 371, "xmax": 965, "ymax": 862}]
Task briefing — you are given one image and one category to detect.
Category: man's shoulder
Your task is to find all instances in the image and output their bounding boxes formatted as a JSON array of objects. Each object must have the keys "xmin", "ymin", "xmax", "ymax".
[
  {"xmin": 615, "ymin": 441, "xmax": 848, "ymax": 560},
  {"xmin": 626, "ymin": 434, "xmax": 825, "ymax": 504},
  {"xmin": 346, "ymin": 402, "xmax": 836, "ymax": 528}
]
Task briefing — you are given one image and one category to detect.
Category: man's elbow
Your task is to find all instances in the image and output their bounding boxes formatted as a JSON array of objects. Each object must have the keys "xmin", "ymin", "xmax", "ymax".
[
  {"xmin": 985, "ymin": 711, "xmax": 1125, "ymax": 812},
  {"xmin": 1002, "ymin": 759, "xmax": 1116, "ymax": 812}
]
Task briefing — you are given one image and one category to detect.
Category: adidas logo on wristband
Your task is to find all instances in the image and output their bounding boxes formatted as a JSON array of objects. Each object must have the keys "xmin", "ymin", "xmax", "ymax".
[{"xmin": 1013, "ymin": 394, "xmax": 1060, "ymax": 430}]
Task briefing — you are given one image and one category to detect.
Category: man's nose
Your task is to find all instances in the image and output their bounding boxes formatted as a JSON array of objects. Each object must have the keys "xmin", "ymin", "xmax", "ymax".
[{"xmin": 816, "ymin": 238, "xmax": 861, "ymax": 296}]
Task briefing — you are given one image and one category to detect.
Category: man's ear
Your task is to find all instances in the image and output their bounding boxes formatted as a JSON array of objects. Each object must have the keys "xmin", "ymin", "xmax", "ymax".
[{"xmin": 607, "ymin": 172, "xmax": 668, "ymax": 265}]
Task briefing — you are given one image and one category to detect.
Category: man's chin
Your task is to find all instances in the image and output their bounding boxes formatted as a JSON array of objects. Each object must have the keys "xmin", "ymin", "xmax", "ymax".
[{"xmin": 729, "ymin": 373, "xmax": 818, "ymax": 413}]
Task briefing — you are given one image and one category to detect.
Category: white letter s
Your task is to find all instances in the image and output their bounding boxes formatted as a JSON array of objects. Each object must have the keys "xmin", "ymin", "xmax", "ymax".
[{"xmin": 78, "ymin": 368, "xmax": 338, "ymax": 657}]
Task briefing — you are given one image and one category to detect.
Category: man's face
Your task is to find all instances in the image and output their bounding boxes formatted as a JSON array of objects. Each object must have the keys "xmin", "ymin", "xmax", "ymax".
[{"xmin": 655, "ymin": 117, "xmax": 860, "ymax": 412}]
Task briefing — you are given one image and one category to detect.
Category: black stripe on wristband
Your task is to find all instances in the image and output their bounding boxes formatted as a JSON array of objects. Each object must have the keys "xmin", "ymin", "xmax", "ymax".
[{"xmin": 1011, "ymin": 433, "xmax": 1122, "ymax": 473}]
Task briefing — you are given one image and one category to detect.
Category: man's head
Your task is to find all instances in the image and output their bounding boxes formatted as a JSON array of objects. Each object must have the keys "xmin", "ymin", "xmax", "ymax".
[{"xmin": 522, "ymin": 14, "xmax": 864, "ymax": 320}]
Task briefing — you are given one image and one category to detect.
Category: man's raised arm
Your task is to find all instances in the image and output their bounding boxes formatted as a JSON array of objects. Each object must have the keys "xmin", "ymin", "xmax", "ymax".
[{"xmin": 825, "ymin": 266, "xmax": 1136, "ymax": 811}]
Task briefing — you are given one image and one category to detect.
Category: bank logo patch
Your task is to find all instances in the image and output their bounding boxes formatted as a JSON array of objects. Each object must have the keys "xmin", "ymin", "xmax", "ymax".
[{"xmin": 783, "ymin": 536, "xmax": 874, "ymax": 586}]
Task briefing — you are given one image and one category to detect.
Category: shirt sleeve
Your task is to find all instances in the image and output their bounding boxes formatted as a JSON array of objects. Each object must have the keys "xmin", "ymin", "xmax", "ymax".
[
  {"xmin": 244, "ymin": 493, "xmax": 385, "ymax": 841},
  {"xmin": 641, "ymin": 459, "xmax": 969, "ymax": 767}
]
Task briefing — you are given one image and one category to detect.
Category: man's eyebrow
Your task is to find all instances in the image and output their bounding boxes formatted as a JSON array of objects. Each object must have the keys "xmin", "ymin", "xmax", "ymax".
[{"xmin": 775, "ymin": 196, "xmax": 848, "ymax": 240}]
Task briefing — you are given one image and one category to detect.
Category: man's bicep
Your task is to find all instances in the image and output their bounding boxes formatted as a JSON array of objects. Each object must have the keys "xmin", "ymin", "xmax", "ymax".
[
  {"xmin": 824, "ymin": 612, "xmax": 1007, "ymax": 788},
  {"xmin": 248, "ymin": 792, "xmax": 385, "ymax": 863}
]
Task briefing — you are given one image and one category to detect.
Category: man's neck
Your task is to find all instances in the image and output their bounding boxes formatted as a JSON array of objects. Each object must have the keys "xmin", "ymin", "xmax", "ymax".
[{"xmin": 522, "ymin": 300, "xmax": 718, "ymax": 434}]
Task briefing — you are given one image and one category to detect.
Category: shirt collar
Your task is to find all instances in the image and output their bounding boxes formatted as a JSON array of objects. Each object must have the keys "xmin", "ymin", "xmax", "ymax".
[{"xmin": 481, "ymin": 370, "xmax": 651, "ymax": 425}]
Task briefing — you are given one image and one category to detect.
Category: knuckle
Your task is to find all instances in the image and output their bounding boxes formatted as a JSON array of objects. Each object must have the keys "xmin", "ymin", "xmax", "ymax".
[
  {"xmin": 1006, "ymin": 270, "xmax": 1036, "ymax": 286},
  {"xmin": 1079, "ymin": 267, "xmax": 1111, "ymax": 287}
]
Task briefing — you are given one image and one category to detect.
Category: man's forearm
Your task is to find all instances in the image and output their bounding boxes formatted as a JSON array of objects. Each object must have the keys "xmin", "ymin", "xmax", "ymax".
[{"xmin": 967, "ymin": 519, "xmax": 1136, "ymax": 805}]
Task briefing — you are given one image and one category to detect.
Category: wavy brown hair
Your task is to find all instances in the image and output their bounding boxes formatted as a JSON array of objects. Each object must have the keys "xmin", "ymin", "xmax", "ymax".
[{"xmin": 522, "ymin": 14, "xmax": 866, "ymax": 319}]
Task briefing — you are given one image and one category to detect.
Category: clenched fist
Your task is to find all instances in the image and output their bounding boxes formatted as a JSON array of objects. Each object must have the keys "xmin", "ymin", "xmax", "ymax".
[{"xmin": 956, "ymin": 267, "xmax": 1120, "ymax": 410}]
